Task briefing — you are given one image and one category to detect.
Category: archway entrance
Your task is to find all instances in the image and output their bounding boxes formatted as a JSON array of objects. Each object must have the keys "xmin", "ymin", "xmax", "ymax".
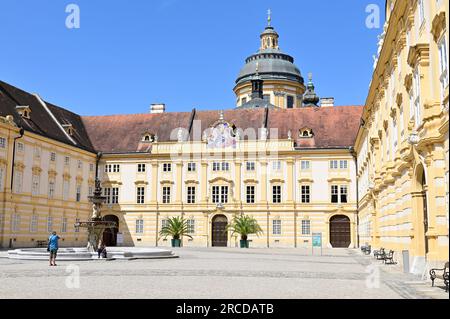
[
  {"xmin": 329, "ymin": 215, "xmax": 351, "ymax": 248},
  {"xmin": 102, "ymin": 215, "xmax": 119, "ymax": 247},
  {"xmin": 212, "ymin": 215, "xmax": 228, "ymax": 247}
]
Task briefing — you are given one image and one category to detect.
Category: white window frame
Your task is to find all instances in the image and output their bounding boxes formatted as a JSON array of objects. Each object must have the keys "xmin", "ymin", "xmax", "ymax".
[
  {"xmin": 187, "ymin": 186, "xmax": 196, "ymax": 204},
  {"xmin": 32, "ymin": 174, "xmax": 40, "ymax": 196},
  {"xmin": 273, "ymin": 220, "xmax": 281, "ymax": 235},
  {"xmin": 136, "ymin": 219, "xmax": 144, "ymax": 234},
  {"xmin": 246, "ymin": 161, "xmax": 255, "ymax": 171},
  {"xmin": 272, "ymin": 185, "xmax": 282, "ymax": 203},
  {"xmin": 137, "ymin": 163, "xmax": 146, "ymax": 173},
  {"xmin": 0, "ymin": 137, "xmax": 6, "ymax": 148},
  {"xmin": 301, "ymin": 160, "xmax": 310, "ymax": 170},
  {"xmin": 301, "ymin": 220, "xmax": 311, "ymax": 235},
  {"xmin": 162, "ymin": 186, "xmax": 171, "ymax": 203},
  {"xmin": 187, "ymin": 219, "xmax": 195, "ymax": 234},
  {"xmin": 246, "ymin": 185, "xmax": 255, "ymax": 204},
  {"xmin": 137, "ymin": 187, "xmax": 145, "ymax": 204}
]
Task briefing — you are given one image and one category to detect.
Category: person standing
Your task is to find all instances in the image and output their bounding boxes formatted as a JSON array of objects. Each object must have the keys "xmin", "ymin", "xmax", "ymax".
[{"xmin": 48, "ymin": 231, "xmax": 60, "ymax": 266}]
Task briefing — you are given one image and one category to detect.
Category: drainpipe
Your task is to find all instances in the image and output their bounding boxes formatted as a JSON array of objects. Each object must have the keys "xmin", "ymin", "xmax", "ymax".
[
  {"xmin": 349, "ymin": 146, "xmax": 360, "ymax": 249},
  {"xmin": 10, "ymin": 127, "xmax": 25, "ymax": 190}
]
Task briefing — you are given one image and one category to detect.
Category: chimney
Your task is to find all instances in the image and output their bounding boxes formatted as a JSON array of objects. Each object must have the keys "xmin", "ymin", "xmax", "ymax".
[
  {"xmin": 150, "ymin": 103, "xmax": 165, "ymax": 114},
  {"xmin": 320, "ymin": 98, "xmax": 334, "ymax": 107}
]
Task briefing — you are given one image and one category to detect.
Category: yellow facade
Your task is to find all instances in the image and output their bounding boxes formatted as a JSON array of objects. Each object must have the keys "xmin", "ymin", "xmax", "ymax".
[
  {"xmin": 0, "ymin": 116, "xmax": 96, "ymax": 248},
  {"xmin": 355, "ymin": 0, "xmax": 449, "ymax": 273}
]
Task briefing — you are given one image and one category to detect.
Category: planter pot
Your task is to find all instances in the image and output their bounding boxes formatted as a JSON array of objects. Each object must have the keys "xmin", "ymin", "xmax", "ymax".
[
  {"xmin": 240, "ymin": 240, "xmax": 249, "ymax": 248},
  {"xmin": 171, "ymin": 239, "xmax": 181, "ymax": 247}
]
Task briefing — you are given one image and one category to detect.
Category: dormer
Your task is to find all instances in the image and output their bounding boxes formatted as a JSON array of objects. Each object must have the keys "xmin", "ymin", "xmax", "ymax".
[
  {"xmin": 62, "ymin": 123, "xmax": 75, "ymax": 136},
  {"xmin": 16, "ymin": 106, "xmax": 31, "ymax": 119},
  {"xmin": 299, "ymin": 127, "xmax": 314, "ymax": 138},
  {"xmin": 142, "ymin": 132, "xmax": 156, "ymax": 143}
]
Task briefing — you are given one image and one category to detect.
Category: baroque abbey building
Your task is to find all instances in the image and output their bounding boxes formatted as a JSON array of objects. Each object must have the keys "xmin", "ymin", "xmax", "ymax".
[{"xmin": 0, "ymin": 1, "xmax": 448, "ymax": 274}]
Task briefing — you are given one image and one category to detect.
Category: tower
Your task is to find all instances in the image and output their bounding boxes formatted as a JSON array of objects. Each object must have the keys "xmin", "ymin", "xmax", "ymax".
[{"xmin": 235, "ymin": 11, "xmax": 305, "ymax": 109}]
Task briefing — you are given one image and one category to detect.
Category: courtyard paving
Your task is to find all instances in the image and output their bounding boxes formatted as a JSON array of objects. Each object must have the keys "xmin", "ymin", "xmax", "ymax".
[{"xmin": 0, "ymin": 247, "xmax": 448, "ymax": 299}]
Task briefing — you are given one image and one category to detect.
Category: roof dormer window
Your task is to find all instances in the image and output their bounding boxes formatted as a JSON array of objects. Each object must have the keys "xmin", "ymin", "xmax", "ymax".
[
  {"xmin": 62, "ymin": 123, "xmax": 75, "ymax": 136},
  {"xmin": 299, "ymin": 128, "xmax": 314, "ymax": 138},
  {"xmin": 142, "ymin": 132, "xmax": 156, "ymax": 143},
  {"xmin": 16, "ymin": 106, "xmax": 31, "ymax": 119}
]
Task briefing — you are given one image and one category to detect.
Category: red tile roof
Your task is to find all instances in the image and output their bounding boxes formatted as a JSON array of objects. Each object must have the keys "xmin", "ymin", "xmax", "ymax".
[{"xmin": 82, "ymin": 106, "xmax": 363, "ymax": 153}]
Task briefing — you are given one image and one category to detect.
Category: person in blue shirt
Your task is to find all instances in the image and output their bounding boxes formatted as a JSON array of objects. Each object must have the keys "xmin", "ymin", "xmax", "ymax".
[{"xmin": 48, "ymin": 231, "xmax": 61, "ymax": 266}]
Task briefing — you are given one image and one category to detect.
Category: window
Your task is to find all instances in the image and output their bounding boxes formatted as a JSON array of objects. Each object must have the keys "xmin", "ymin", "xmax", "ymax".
[
  {"xmin": 0, "ymin": 137, "xmax": 6, "ymax": 148},
  {"xmin": 105, "ymin": 164, "xmax": 120, "ymax": 173},
  {"xmin": 301, "ymin": 185, "xmax": 310, "ymax": 203},
  {"xmin": 287, "ymin": 95, "xmax": 294, "ymax": 108},
  {"xmin": 187, "ymin": 219, "xmax": 195, "ymax": 234},
  {"xmin": 161, "ymin": 218, "xmax": 169, "ymax": 229},
  {"xmin": 30, "ymin": 215, "xmax": 38, "ymax": 232},
  {"xmin": 162, "ymin": 163, "xmax": 172, "ymax": 172},
  {"xmin": 187, "ymin": 162, "xmax": 196, "ymax": 172},
  {"xmin": 104, "ymin": 187, "xmax": 119, "ymax": 204},
  {"xmin": 331, "ymin": 185, "xmax": 348, "ymax": 203},
  {"xmin": 340, "ymin": 185, "xmax": 348, "ymax": 203},
  {"xmin": 263, "ymin": 94, "xmax": 270, "ymax": 102},
  {"xmin": 11, "ymin": 213, "xmax": 20, "ymax": 232},
  {"xmin": 246, "ymin": 185, "xmax": 255, "ymax": 204},
  {"xmin": 272, "ymin": 185, "xmax": 281, "ymax": 203},
  {"xmin": 272, "ymin": 161, "xmax": 281, "ymax": 171},
  {"xmin": 88, "ymin": 186, "xmax": 93, "ymax": 197},
  {"xmin": 136, "ymin": 219, "xmax": 144, "ymax": 234},
  {"xmin": 438, "ymin": 37, "xmax": 449, "ymax": 103},
  {"xmin": 77, "ymin": 160, "xmax": 83, "ymax": 169},
  {"xmin": 89, "ymin": 163, "xmax": 94, "ymax": 172},
  {"xmin": 329, "ymin": 160, "xmax": 338, "ymax": 169},
  {"xmin": 62, "ymin": 217, "xmax": 68, "ymax": 233},
  {"xmin": 213, "ymin": 162, "xmax": 229, "ymax": 171},
  {"xmin": 50, "ymin": 152, "xmax": 56, "ymax": 162},
  {"xmin": 162, "ymin": 186, "xmax": 171, "ymax": 203},
  {"xmin": 48, "ymin": 180, "xmax": 55, "ymax": 199},
  {"xmin": 63, "ymin": 180, "xmax": 70, "ymax": 200},
  {"xmin": 212, "ymin": 186, "xmax": 228, "ymax": 203},
  {"xmin": 76, "ymin": 185, "xmax": 81, "ymax": 202},
  {"xmin": 0, "ymin": 166, "xmax": 4, "ymax": 191},
  {"xmin": 187, "ymin": 186, "xmax": 196, "ymax": 204},
  {"xmin": 241, "ymin": 97, "xmax": 247, "ymax": 105},
  {"xmin": 301, "ymin": 160, "xmax": 310, "ymax": 170},
  {"xmin": 413, "ymin": 68, "xmax": 421, "ymax": 127},
  {"xmin": 137, "ymin": 164, "xmax": 146, "ymax": 173},
  {"xmin": 212, "ymin": 186, "xmax": 220, "ymax": 203},
  {"xmin": 220, "ymin": 186, "xmax": 228, "ymax": 203},
  {"xmin": 246, "ymin": 162, "xmax": 255, "ymax": 171},
  {"xmin": 137, "ymin": 187, "xmax": 145, "ymax": 204},
  {"xmin": 47, "ymin": 216, "xmax": 53, "ymax": 232},
  {"xmin": 32, "ymin": 174, "xmax": 40, "ymax": 196},
  {"xmin": 339, "ymin": 160, "xmax": 348, "ymax": 169},
  {"xmin": 221, "ymin": 162, "xmax": 229, "ymax": 171},
  {"xmin": 64, "ymin": 156, "xmax": 70, "ymax": 166},
  {"xmin": 301, "ymin": 220, "xmax": 311, "ymax": 235},
  {"xmin": 17, "ymin": 142, "xmax": 24, "ymax": 153},
  {"xmin": 14, "ymin": 171, "xmax": 23, "ymax": 193},
  {"xmin": 331, "ymin": 185, "xmax": 339, "ymax": 203},
  {"xmin": 273, "ymin": 220, "xmax": 281, "ymax": 235}
]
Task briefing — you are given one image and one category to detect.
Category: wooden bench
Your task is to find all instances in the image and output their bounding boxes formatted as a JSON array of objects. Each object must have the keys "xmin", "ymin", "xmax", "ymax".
[
  {"xmin": 430, "ymin": 262, "xmax": 449, "ymax": 292},
  {"xmin": 36, "ymin": 240, "xmax": 47, "ymax": 248},
  {"xmin": 383, "ymin": 250, "xmax": 396, "ymax": 264}
]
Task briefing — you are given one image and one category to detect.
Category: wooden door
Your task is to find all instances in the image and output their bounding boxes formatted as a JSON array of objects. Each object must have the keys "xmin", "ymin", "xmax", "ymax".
[
  {"xmin": 212, "ymin": 215, "xmax": 228, "ymax": 247},
  {"xmin": 330, "ymin": 215, "xmax": 351, "ymax": 248}
]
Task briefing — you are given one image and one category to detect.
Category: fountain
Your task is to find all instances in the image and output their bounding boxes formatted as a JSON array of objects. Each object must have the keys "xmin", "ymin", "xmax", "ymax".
[
  {"xmin": 75, "ymin": 179, "xmax": 117, "ymax": 252},
  {"xmin": 5, "ymin": 179, "xmax": 177, "ymax": 261}
]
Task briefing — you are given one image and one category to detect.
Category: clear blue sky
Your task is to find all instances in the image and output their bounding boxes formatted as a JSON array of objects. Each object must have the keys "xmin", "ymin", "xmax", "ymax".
[{"xmin": 0, "ymin": 0, "xmax": 385, "ymax": 115}]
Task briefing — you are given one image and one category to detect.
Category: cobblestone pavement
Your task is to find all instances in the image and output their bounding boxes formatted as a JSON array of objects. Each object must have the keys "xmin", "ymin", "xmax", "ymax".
[{"xmin": 0, "ymin": 247, "xmax": 448, "ymax": 299}]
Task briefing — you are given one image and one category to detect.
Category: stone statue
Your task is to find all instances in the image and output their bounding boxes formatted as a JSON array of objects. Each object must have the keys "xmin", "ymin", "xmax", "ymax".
[
  {"xmin": 91, "ymin": 203, "xmax": 101, "ymax": 220},
  {"xmin": 260, "ymin": 127, "xmax": 268, "ymax": 141}
]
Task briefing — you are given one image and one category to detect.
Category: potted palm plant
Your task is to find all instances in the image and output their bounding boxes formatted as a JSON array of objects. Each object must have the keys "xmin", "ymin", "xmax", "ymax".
[
  {"xmin": 226, "ymin": 215, "xmax": 263, "ymax": 248},
  {"xmin": 159, "ymin": 216, "xmax": 193, "ymax": 247}
]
